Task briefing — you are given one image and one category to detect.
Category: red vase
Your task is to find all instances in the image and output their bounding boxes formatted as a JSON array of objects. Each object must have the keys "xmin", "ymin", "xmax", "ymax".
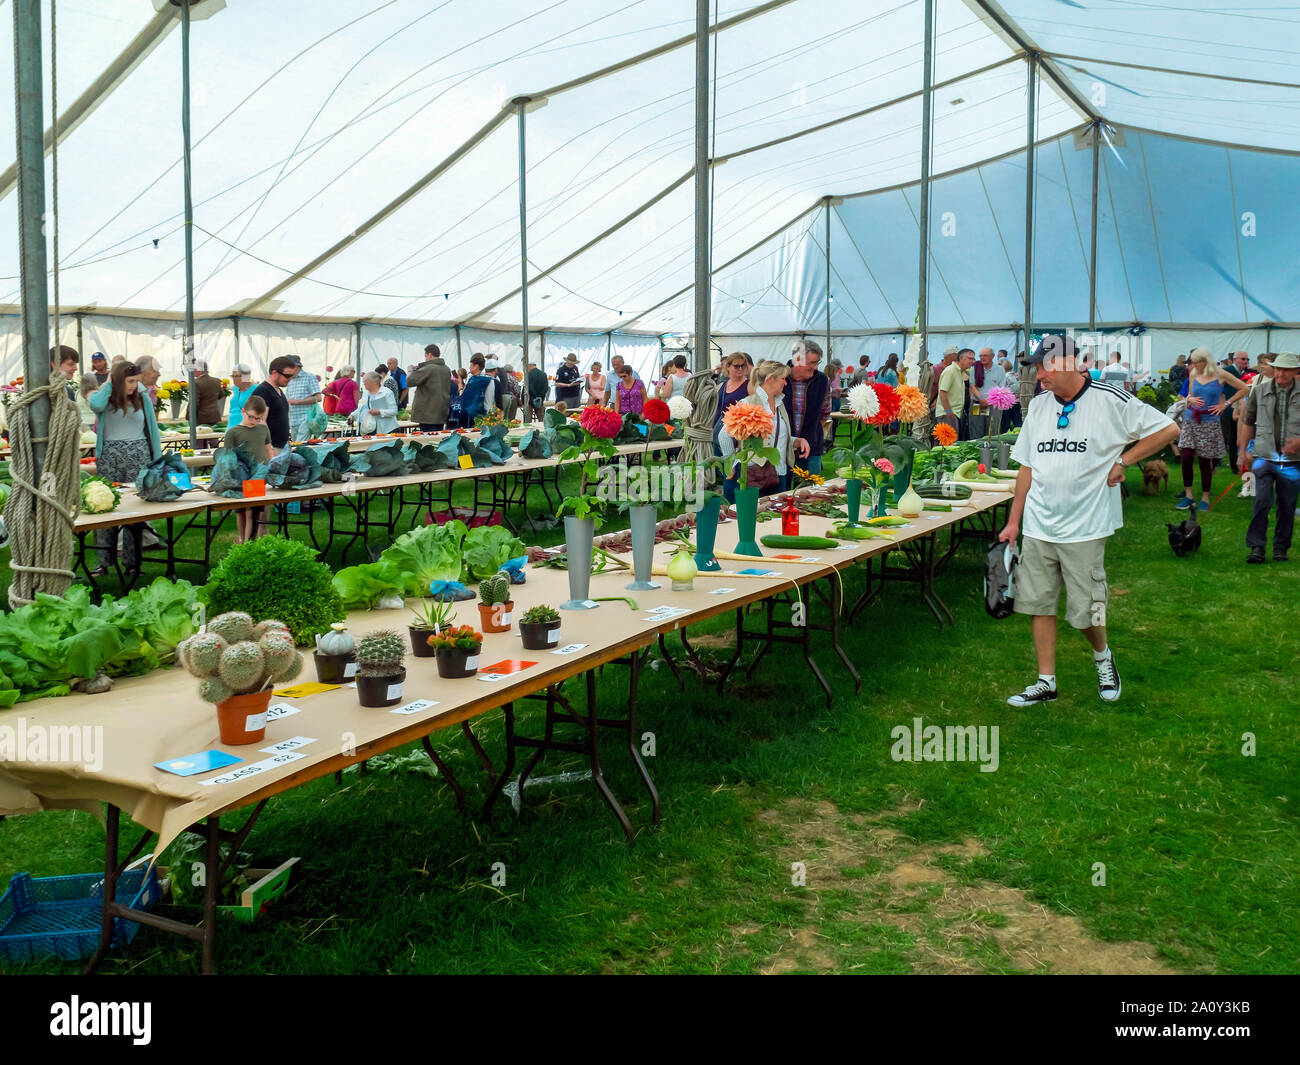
[{"xmin": 781, "ymin": 497, "xmax": 800, "ymax": 537}]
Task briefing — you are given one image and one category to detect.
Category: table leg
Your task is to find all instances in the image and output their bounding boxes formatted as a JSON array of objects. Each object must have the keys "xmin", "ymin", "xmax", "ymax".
[
  {"xmin": 715, "ymin": 607, "xmax": 746, "ymax": 693},
  {"xmin": 421, "ymin": 736, "xmax": 466, "ymax": 813},
  {"xmin": 585, "ymin": 670, "xmax": 634, "ymax": 845},
  {"xmin": 202, "ymin": 816, "xmax": 219, "ymax": 975},
  {"xmin": 82, "ymin": 804, "xmax": 121, "ymax": 975},
  {"xmin": 623, "ymin": 650, "xmax": 660, "ymax": 825}
]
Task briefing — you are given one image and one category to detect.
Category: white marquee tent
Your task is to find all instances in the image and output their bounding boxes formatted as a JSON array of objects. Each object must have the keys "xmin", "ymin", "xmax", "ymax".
[{"xmin": 4, "ymin": 0, "xmax": 1300, "ymax": 382}]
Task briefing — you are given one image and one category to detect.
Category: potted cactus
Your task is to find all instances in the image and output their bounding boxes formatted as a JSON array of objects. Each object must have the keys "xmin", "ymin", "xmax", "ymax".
[
  {"xmin": 477, "ymin": 572, "xmax": 514, "ymax": 634},
  {"xmin": 355, "ymin": 630, "xmax": 407, "ymax": 707},
  {"xmin": 518, "ymin": 604, "xmax": 561, "ymax": 650},
  {"xmin": 428, "ymin": 625, "xmax": 483, "ymax": 679},
  {"xmin": 409, "ymin": 598, "xmax": 455, "ymax": 658},
  {"xmin": 313, "ymin": 622, "xmax": 357, "ymax": 683},
  {"xmin": 177, "ymin": 612, "xmax": 303, "ymax": 745}
]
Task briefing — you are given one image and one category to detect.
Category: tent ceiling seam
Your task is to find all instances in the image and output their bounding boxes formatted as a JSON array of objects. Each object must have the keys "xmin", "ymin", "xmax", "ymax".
[
  {"xmin": 1055, "ymin": 135, "xmax": 1091, "ymax": 287},
  {"xmin": 900, "ymin": 188, "xmax": 966, "ymax": 326},
  {"xmin": 976, "ymin": 166, "xmax": 1023, "ymax": 307},
  {"xmin": 1135, "ymin": 134, "xmax": 1173, "ymax": 322}
]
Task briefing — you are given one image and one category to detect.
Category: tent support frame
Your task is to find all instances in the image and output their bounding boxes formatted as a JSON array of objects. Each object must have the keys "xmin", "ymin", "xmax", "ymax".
[{"xmin": 917, "ymin": 0, "xmax": 935, "ymax": 369}]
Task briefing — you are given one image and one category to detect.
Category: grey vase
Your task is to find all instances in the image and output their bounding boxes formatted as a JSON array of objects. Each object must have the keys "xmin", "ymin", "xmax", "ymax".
[
  {"xmin": 561, "ymin": 515, "xmax": 598, "ymax": 610},
  {"xmin": 626, "ymin": 504, "xmax": 661, "ymax": 591},
  {"xmin": 997, "ymin": 441, "xmax": 1011, "ymax": 470},
  {"xmin": 979, "ymin": 443, "xmax": 995, "ymax": 471}
]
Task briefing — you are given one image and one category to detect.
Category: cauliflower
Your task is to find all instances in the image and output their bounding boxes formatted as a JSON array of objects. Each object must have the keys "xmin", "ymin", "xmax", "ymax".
[{"xmin": 82, "ymin": 480, "xmax": 118, "ymax": 513}]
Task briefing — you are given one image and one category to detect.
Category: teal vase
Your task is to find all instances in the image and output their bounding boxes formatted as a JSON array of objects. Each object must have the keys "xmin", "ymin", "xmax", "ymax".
[
  {"xmin": 734, "ymin": 486, "xmax": 762, "ymax": 556},
  {"xmin": 845, "ymin": 478, "xmax": 863, "ymax": 526},
  {"xmin": 890, "ymin": 451, "xmax": 913, "ymax": 504},
  {"xmin": 693, "ymin": 495, "xmax": 722, "ymax": 572}
]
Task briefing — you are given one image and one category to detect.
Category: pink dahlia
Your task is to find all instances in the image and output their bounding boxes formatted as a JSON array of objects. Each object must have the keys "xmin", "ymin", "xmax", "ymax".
[{"xmin": 579, "ymin": 404, "xmax": 623, "ymax": 440}]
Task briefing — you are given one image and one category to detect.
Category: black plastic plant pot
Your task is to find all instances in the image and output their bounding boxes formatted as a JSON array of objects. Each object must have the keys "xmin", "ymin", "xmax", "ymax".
[
  {"xmin": 356, "ymin": 668, "xmax": 406, "ymax": 707},
  {"xmin": 519, "ymin": 620, "xmax": 562, "ymax": 650},
  {"xmin": 435, "ymin": 646, "xmax": 480, "ymax": 679},
  {"xmin": 314, "ymin": 650, "xmax": 357, "ymax": 685},
  {"xmin": 409, "ymin": 627, "xmax": 438, "ymax": 658}
]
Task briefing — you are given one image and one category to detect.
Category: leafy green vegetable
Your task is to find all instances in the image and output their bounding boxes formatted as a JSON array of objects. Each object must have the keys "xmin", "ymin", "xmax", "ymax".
[
  {"xmin": 201, "ymin": 537, "xmax": 343, "ymax": 645},
  {"xmin": 331, "ymin": 561, "xmax": 407, "ymax": 610},
  {"xmin": 380, "ymin": 521, "xmax": 467, "ymax": 595},
  {"xmin": 461, "ymin": 525, "xmax": 526, "ymax": 583}
]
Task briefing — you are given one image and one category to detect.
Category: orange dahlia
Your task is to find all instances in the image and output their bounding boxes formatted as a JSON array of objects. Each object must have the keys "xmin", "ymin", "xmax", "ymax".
[
  {"xmin": 579, "ymin": 404, "xmax": 623, "ymax": 439},
  {"xmin": 722, "ymin": 401, "xmax": 774, "ymax": 442},
  {"xmin": 896, "ymin": 384, "xmax": 927, "ymax": 423},
  {"xmin": 932, "ymin": 422, "xmax": 957, "ymax": 447}
]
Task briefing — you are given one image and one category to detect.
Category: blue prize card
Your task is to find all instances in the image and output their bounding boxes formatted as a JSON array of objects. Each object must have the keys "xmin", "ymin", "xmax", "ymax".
[
  {"xmin": 737, "ymin": 568, "xmax": 776, "ymax": 576},
  {"xmin": 155, "ymin": 750, "xmax": 243, "ymax": 777}
]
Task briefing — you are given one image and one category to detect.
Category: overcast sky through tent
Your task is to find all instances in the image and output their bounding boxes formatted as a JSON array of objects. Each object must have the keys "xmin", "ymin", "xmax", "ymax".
[{"xmin": 4, "ymin": 0, "xmax": 1300, "ymax": 376}]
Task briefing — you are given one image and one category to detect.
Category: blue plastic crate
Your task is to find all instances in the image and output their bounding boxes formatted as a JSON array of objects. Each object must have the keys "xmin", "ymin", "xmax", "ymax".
[{"xmin": 0, "ymin": 865, "xmax": 161, "ymax": 964}]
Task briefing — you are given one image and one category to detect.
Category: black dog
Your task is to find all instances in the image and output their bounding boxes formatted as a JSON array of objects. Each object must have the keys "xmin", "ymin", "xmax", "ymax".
[{"xmin": 1167, "ymin": 512, "xmax": 1202, "ymax": 556}]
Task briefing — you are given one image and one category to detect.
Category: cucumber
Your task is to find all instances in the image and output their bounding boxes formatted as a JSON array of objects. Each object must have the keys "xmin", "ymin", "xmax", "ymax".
[
  {"xmin": 915, "ymin": 483, "xmax": 972, "ymax": 499},
  {"xmin": 759, "ymin": 534, "xmax": 839, "ymax": 550},
  {"xmin": 953, "ymin": 459, "xmax": 997, "ymax": 481},
  {"xmin": 831, "ymin": 524, "xmax": 890, "ymax": 540},
  {"xmin": 990, "ymin": 468, "xmax": 1018, "ymax": 479},
  {"xmin": 923, "ymin": 502, "xmax": 953, "ymax": 512}
]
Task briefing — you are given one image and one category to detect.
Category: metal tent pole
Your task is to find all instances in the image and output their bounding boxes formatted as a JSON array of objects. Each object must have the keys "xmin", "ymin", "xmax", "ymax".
[
  {"xmin": 354, "ymin": 321, "xmax": 362, "ymax": 370},
  {"xmin": 824, "ymin": 197, "xmax": 832, "ymax": 363},
  {"xmin": 231, "ymin": 314, "xmax": 239, "ymax": 368},
  {"xmin": 916, "ymin": 0, "xmax": 934, "ymax": 371},
  {"xmin": 692, "ymin": 0, "xmax": 711, "ymax": 372},
  {"xmin": 181, "ymin": 0, "xmax": 197, "ymax": 448},
  {"xmin": 454, "ymin": 324, "xmax": 463, "ymax": 370},
  {"xmin": 515, "ymin": 98, "xmax": 530, "ymax": 381},
  {"xmin": 13, "ymin": 0, "xmax": 49, "ymax": 482},
  {"xmin": 1023, "ymin": 52, "xmax": 1038, "ymax": 352},
  {"xmin": 75, "ymin": 313, "xmax": 84, "ymax": 368},
  {"xmin": 1088, "ymin": 119, "xmax": 1100, "ymax": 333}
]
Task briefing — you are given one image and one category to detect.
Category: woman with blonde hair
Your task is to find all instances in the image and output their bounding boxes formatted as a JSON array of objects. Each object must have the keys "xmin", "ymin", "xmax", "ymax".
[
  {"xmin": 1176, "ymin": 347, "xmax": 1249, "ymax": 511},
  {"xmin": 719, "ymin": 360, "xmax": 810, "ymax": 496}
]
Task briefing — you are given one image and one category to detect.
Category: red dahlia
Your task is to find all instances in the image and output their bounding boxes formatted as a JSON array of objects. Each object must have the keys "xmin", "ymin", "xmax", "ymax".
[
  {"xmin": 579, "ymin": 404, "xmax": 624, "ymax": 440},
  {"xmin": 868, "ymin": 382, "xmax": 901, "ymax": 426},
  {"xmin": 642, "ymin": 398, "xmax": 671, "ymax": 425}
]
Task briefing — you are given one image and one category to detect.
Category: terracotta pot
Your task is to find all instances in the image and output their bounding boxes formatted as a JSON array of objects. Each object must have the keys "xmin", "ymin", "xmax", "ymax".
[
  {"xmin": 313, "ymin": 650, "xmax": 357, "ymax": 684},
  {"xmin": 435, "ymin": 646, "xmax": 480, "ymax": 679},
  {"xmin": 477, "ymin": 601, "xmax": 514, "ymax": 634},
  {"xmin": 215, "ymin": 690, "xmax": 273, "ymax": 746},
  {"xmin": 519, "ymin": 619, "xmax": 561, "ymax": 650},
  {"xmin": 356, "ymin": 668, "xmax": 406, "ymax": 708}
]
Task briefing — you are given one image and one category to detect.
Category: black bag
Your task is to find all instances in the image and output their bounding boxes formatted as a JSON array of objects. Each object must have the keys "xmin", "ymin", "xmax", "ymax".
[
  {"xmin": 984, "ymin": 541, "xmax": 1018, "ymax": 619},
  {"xmin": 746, "ymin": 462, "xmax": 780, "ymax": 492}
]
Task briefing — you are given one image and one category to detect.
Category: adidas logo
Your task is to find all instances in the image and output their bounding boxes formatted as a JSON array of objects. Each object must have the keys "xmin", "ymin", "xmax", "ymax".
[{"xmin": 1037, "ymin": 438, "xmax": 1089, "ymax": 453}]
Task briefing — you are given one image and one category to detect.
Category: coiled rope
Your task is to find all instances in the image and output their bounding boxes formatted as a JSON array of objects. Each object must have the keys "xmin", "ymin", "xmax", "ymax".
[{"xmin": 6, "ymin": 372, "xmax": 81, "ymax": 607}]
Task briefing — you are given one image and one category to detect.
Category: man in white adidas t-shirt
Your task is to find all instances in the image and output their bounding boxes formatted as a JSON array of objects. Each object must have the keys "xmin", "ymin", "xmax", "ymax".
[{"xmin": 999, "ymin": 334, "xmax": 1179, "ymax": 706}]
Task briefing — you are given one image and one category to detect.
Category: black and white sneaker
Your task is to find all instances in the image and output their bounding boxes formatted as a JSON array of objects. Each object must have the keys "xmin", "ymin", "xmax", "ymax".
[
  {"xmin": 1096, "ymin": 652, "xmax": 1121, "ymax": 703},
  {"xmin": 1007, "ymin": 680, "xmax": 1057, "ymax": 707}
]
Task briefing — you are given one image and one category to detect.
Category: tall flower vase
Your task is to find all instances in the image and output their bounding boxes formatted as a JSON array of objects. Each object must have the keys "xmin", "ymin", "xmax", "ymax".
[
  {"xmin": 979, "ymin": 443, "xmax": 995, "ymax": 471},
  {"xmin": 169, "ymin": 397, "xmax": 181, "ymax": 420},
  {"xmin": 870, "ymin": 485, "xmax": 890, "ymax": 518},
  {"xmin": 845, "ymin": 478, "xmax": 863, "ymax": 526},
  {"xmin": 561, "ymin": 515, "xmax": 598, "ymax": 610},
  {"xmin": 626, "ymin": 504, "xmax": 661, "ymax": 591},
  {"xmin": 693, "ymin": 495, "xmax": 722, "ymax": 572},
  {"xmin": 734, "ymin": 486, "xmax": 762, "ymax": 556},
  {"xmin": 890, "ymin": 450, "xmax": 914, "ymax": 504},
  {"xmin": 997, "ymin": 441, "xmax": 1011, "ymax": 470}
]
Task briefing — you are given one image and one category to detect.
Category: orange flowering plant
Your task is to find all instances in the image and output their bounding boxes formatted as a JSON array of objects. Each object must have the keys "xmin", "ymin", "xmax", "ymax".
[{"xmin": 722, "ymin": 402, "xmax": 781, "ymax": 491}]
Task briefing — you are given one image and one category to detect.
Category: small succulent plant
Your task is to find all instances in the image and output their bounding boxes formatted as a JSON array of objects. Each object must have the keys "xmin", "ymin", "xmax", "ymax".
[
  {"xmin": 177, "ymin": 612, "xmax": 302, "ymax": 703},
  {"xmin": 356, "ymin": 630, "xmax": 405, "ymax": 677},
  {"xmin": 411, "ymin": 598, "xmax": 456, "ymax": 631},
  {"xmin": 478, "ymin": 572, "xmax": 512, "ymax": 606},
  {"xmin": 520, "ymin": 605, "xmax": 559, "ymax": 625}
]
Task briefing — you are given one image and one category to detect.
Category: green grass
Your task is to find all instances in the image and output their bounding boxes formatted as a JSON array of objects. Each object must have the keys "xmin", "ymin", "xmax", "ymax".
[{"xmin": 0, "ymin": 464, "xmax": 1296, "ymax": 974}]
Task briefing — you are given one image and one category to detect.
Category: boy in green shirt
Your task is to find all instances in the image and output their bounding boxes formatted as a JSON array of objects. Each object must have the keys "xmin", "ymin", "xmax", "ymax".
[{"xmin": 222, "ymin": 395, "xmax": 273, "ymax": 543}]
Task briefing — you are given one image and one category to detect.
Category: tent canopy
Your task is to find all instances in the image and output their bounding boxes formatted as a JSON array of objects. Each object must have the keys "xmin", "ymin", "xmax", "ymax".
[{"xmin": 3, "ymin": 0, "xmax": 1297, "ymax": 374}]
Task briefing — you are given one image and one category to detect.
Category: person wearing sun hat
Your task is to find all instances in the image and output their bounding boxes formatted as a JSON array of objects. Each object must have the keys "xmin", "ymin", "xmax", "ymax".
[
  {"xmin": 1237, "ymin": 351, "xmax": 1300, "ymax": 564},
  {"xmin": 999, "ymin": 333, "xmax": 1179, "ymax": 707}
]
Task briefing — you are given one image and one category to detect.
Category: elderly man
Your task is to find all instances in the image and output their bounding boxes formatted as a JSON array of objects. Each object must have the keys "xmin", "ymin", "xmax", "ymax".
[
  {"xmin": 135, "ymin": 355, "xmax": 162, "ymax": 410},
  {"xmin": 189, "ymin": 358, "xmax": 224, "ymax": 429},
  {"xmin": 284, "ymin": 355, "xmax": 321, "ymax": 441},
  {"xmin": 407, "ymin": 343, "xmax": 452, "ymax": 431},
  {"xmin": 610, "ymin": 354, "xmax": 641, "ymax": 385},
  {"xmin": 937, "ymin": 348, "xmax": 975, "ymax": 437},
  {"xmin": 1000, "ymin": 335, "xmax": 1179, "ymax": 706},
  {"xmin": 386, "ymin": 357, "xmax": 407, "ymax": 404},
  {"xmin": 969, "ymin": 347, "xmax": 1008, "ymax": 439},
  {"xmin": 1238, "ymin": 352, "xmax": 1300, "ymax": 564},
  {"xmin": 1219, "ymin": 349, "xmax": 1252, "ymax": 469},
  {"xmin": 782, "ymin": 341, "xmax": 828, "ymax": 472}
]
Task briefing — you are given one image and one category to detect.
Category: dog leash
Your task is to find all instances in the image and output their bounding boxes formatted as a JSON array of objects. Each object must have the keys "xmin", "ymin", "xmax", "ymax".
[{"xmin": 1209, "ymin": 476, "xmax": 1240, "ymax": 510}]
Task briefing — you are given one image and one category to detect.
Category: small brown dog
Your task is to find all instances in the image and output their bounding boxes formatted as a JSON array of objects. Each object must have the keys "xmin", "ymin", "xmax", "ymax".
[{"xmin": 1142, "ymin": 458, "xmax": 1169, "ymax": 495}]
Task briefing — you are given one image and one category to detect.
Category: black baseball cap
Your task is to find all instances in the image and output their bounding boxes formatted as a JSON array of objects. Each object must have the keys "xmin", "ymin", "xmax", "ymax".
[{"xmin": 1021, "ymin": 333, "xmax": 1077, "ymax": 366}]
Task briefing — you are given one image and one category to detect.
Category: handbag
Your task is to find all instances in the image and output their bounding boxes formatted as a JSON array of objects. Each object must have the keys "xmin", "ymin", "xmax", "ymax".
[{"xmin": 745, "ymin": 461, "xmax": 780, "ymax": 491}]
